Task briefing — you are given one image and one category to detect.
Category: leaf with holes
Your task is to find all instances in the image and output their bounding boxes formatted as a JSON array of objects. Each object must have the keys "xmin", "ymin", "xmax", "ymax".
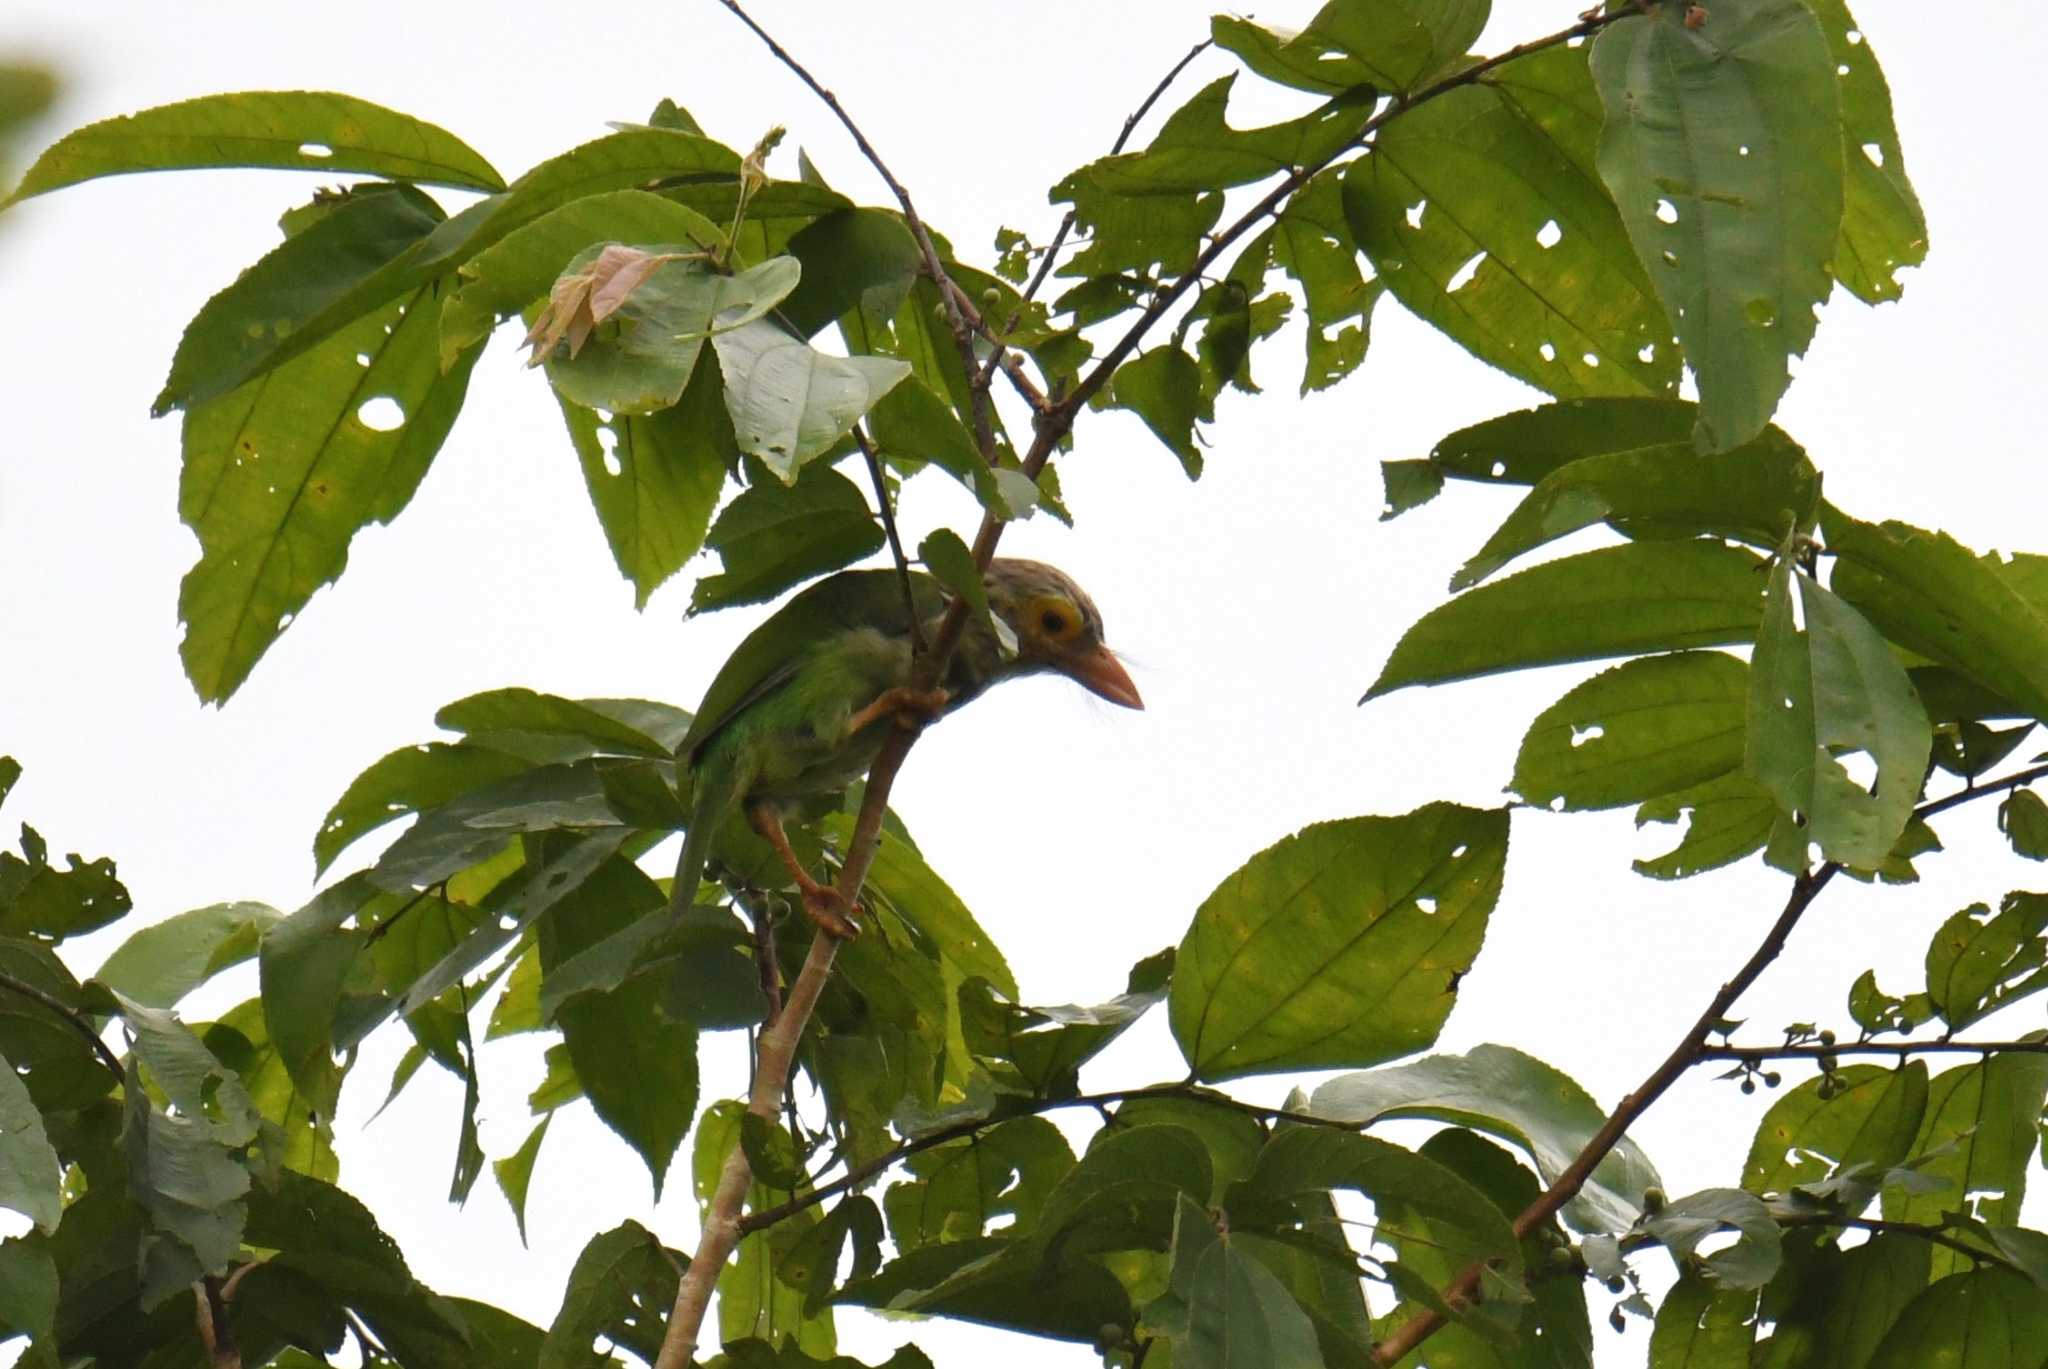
[
  {"xmin": 1632, "ymin": 770, "xmax": 1778, "ymax": 880},
  {"xmin": 1141, "ymin": 1193, "xmax": 1323, "ymax": 1369},
  {"xmin": 1745, "ymin": 561, "xmax": 1931, "ymax": 870},
  {"xmin": 1592, "ymin": 1, "xmax": 1842, "ymax": 452},
  {"xmin": 1365, "ymin": 540, "xmax": 1768, "ymax": 699},
  {"xmin": 176, "ymin": 274, "xmax": 487, "ymax": 702},
  {"xmin": 2001, "ymin": 791, "xmax": 2048, "ymax": 860},
  {"xmin": 1211, "ymin": 15, "xmax": 1380, "ymax": 95},
  {"xmin": 0, "ymin": 826, "xmax": 131, "ymax": 944},
  {"xmin": 1515, "ymin": 651, "xmax": 1749, "ymax": 812},
  {"xmin": 1881, "ymin": 1050, "xmax": 2048, "ymax": 1281},
  {"xmin": 712, "ymin": 318, "xmax": 909, "ymax": 482},
  {"xmin": 5, "ymin": 89, "xmax": 504, "ymax": 205},
  {"xmin": 559, "ymin": 364, "xmax": 730, "ymax": 607},
  {"xmin": 1308, "ymin": 0, "xmax": 1488, "ymax": 92},
  {"xmin": 1270, "ymin": 170, "xmax": 1381, "ymax": 394},
  {"xmin": 1813, "ymin": 0, "xmax": 1926, "ymax": 304},
  {"xmin": 540, "ymin": 1220, "xmax": 681, "ymax": 1369},
  {"xmin": 93, "ymin": 901, "xmax": 280, "ymax": 1008},
  {"xmin": 0, "ymin": 1049, "xmax": 61, "ymax": 1233},
  {"xmin": 1170, "ymin": 803, "xmax": 1506, "ymax": 1080},
  {"xmin": 1309, "ymin": 1044, "xmax": 1661, "ymax": 1233},
  {"xmin": 1451, "ymin": 414, "xmax": 1817, "ymax": 589},
  {"xmin": 1346, "ymin": 45, "xmax": 1675, "ymax": 401}
]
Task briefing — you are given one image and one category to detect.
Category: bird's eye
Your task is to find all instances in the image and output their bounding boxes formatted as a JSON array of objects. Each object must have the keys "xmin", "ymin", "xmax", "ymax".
[{"xmin": 1040, "ymin": 609, "xmax": 1068, "ymax": 635}]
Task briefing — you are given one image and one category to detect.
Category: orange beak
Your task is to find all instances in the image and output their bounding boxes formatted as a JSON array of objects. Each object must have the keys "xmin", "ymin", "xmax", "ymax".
[{"xmin": 1065, "ymin": 644, "xmax": 1144, "ymax": 710}]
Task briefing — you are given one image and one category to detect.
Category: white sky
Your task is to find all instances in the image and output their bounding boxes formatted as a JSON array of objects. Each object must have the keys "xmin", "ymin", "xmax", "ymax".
[{"xmin": 2, "ymin": 2, "xmax": 2044, "ymax": 1365}]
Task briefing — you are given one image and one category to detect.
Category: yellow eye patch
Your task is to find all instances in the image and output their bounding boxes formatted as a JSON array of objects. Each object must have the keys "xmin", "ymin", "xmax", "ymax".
[{"xmin": 1027, "ymin": 595, "xmax": 1080, "ymax": 641}]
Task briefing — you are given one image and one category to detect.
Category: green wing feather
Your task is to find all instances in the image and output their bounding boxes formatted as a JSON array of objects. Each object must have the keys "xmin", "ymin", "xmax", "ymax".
[{"xmin": 679, "ymin": 568, "xmax": 943, "ymax": 762}]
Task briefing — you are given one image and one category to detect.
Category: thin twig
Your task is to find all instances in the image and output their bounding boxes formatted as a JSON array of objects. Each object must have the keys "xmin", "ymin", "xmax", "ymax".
[
  {"xmin": 717, "ymin": 0, "xmax": 998, "ymax": 460},
  {"xmin": 1373, "ymin": 739, "xmax": 2048, "ymax": 1359},
  {"xmin": 853, "ymin": 425, "xmax": 925, "ymax": 654},
  {"xmin": 0, "ymin": 970, "xmax": 125, "ymax": 1079},
  {"xmin": 1775, "ymin": 1213, "xmax": 2018, "ymax": 1274},
  {"xmin": 738, "ymin": 1083, "xmax": 1352, "ymax": 1236},
  {"xmin": 1702, "ymin": 1038, "xmax": 2048, "ymax": 1063},
  {"xmin": 976, "ymin": 35, "xmax": 1215, "ymax": 394}
]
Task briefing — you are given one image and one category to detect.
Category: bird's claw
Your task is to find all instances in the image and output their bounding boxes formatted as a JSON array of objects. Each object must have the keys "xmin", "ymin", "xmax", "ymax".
[
  {"xmin": 848, "ymin": 685, "xmax": 952, "ymax": 735},
  {"xmin": 800, "ymin": 884, "xmax": 861, "ymax": 940}
]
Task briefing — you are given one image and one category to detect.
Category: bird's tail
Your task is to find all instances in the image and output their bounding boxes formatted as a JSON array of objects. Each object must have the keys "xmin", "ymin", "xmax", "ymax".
[{"xmin": 669, "ymin": 749, "xmax": 744, "ymax": 919}]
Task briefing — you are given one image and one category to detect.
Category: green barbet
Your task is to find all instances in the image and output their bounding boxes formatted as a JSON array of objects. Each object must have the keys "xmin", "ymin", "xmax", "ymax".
[{"xmin": 674, "ymin": 558, "xmax": 1143, "ymax": 937}]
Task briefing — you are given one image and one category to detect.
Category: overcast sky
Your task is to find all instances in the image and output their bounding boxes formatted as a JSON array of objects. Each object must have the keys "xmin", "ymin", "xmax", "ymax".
[{"xmin": 2, "ymin": 3, "xmax": 2044, "ymax": 1365}]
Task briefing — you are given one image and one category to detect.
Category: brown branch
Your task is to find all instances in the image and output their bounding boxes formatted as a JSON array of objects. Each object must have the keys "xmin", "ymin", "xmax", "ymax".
[
  {"xmin": 976, "ymin": 35, "xmax": 1215, "ymax": 393},
  {"xmin": 852, "ymin": 425, "xmax": 925, "ymax": 655},
  {"xmin": 716, "ymin": 0, "xmax": 997, "ymax": 458},
  {"xmin": 1372, "ymin": 731, "xmax": 2048, "ymax": 1358},
  {"xmin": 1702, "ymin": 1038, "xmax": 2048, "ymax": 1063},
  {"xmin": 0, "ymin": 971, "xmax": 125, "ymax": 1079},
  {"xmin": 1058, "ymin": 5, "xmax": 1642, "ymax": 425},
  {"xmin": 1776, "ymin": 1212, "xmax": 2019, "ymax": 1274},
  {"xmin": 737, "ymin": 1083, "xmax": 1339, "ymax": 1238}
]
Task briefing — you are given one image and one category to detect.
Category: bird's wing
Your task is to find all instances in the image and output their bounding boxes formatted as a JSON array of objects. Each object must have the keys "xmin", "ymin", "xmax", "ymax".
[{"xmin": 680, "ymin": 568, "xmax": 944, "ymax": 762}]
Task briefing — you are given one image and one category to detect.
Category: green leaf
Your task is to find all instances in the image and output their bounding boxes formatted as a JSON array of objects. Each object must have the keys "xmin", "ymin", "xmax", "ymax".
[
  {"xmin": 1429, "ymin": 395, "xmax": 1706, "ymax": 488},
  {"xmin": 0, "ymin": 938, "xmax": 111, "ymax": 1112},
  {"xmin": 542, "ymin": 1220, "xmax": 682, "ymax": 1369},
  {"xmin": 777, "ymin": 1195, "xmax": 884, "ymax": 1319},
  {"xmin": 960, "ymin": 951, "xmax": 1170, "ymax": 1098},
  {"xmin": 0, "ymin": 758, "xmax": 18, "ymax": 810},
  {"xmin": 781, "ymin": 208, "xmax": 921, "ymax": 339},
  {"xmin": 917, "ymin": 529, "xmax": 989, "ymax": 628},
  {"xmin": 1451, "ymin": 415, "xmax": 1817, "ymax": 589},
  {"xmin": 1924, "ymin": 896, "xmax": 2048, "ymax": 1032},
  {"xmin": 0, "ymin": 1234, "xmax": 57, "ymax": 1353},
  {"xmin": 843, "ymin": 815, "xmax": 1016, "ymax": 999},
  {"xmin": 865, "ymin": 377, "xmax": 1030, "ymax": 520},
  {"xmin": 259, "ymin": 874, "xmax": 381, "ymax": 1120},
  {"xmin": 883, "ymin": 1118, "xmax": 1076, "ymax": 1254},
  {"xmin": 1813, "ymin": 0, "xmax": 1926, "ymax": 304},
  {"xmin": 0, "ymin": 1049, "xmax": 60, "ymax": 1232},
  {"xmin": 438, "ymin": 187, "xmax": 727, "ymax": 365},
  {"xmin": 1310, "ymin": 1044, "xmax": 1661, "ymax": 1233},
  {"xmin": 1272, "ymin": 171, "xmax": 1380, "ymax": 394},
  {"xmin": 1143, "ymin": 1193, "xmax": 1323, "ymax": 1369},
  {"xmin": 1881, "ymin": 1049, "xmax": 2048, "ymax": 1281},
  {"xmin": 6, "ymin": 90, "xmax": 503, "ymax": 206},
  {"xmin": 157, "ymin": 183, "xmax": 454, "ymax": 414},
  {"xmin": 1069, "ymin": 76, "xmax": 1375, "ymax": 197},
  {"xmin": 1380, "ymin": 458, "xmax": 1445, "ymax": 520},
  {"xmin": 1741, "ymin": 1063, "xmax": 1928, "ymax": 1205},
  {"xmin": 837, "ymin": 1234, "xmax": 1131, "ymax": 1343},
  {"xmin": 2001, "ymin": 791, "xmax": 2048, "ymax": 860},
  {"xmin": 1171, "ymin": 803, "xmax": 1506, "ymax": 1080},
  {"xmin": 1846, "ymin": 969, "xmax": 1936, "ymax": 1039},
  {"xmin": 1632, "ymin": 770, "xmax": 1777, "ymax": 880},
  {"xmin": 1591, "ymin": 1, "xmax": 1843, "ymax": 452},
  {"xmin": 1309, "ymin": 0, "xmax": 1487, "ymax": 92},
  {"xmin": 1867, "ymin": 1269, "xmax": 2048, "ymax": 1369},
  {"xmin": 176, "ymin": 275, "xmax": 486, "ymax": 702},
  {"xmin": 1984, "ymin": 1226, "xmax": 2048, "ymax": 1292},
  {"xmin": 1345, "ymin": 45, "xmax": 1676, "ymax": 401},
  {"xmin": 0, "ymin": 828, "xmax": 131, "ymax": 943},
  {"xmin": 203, "ymin": 999, "xmax": 339, "ymax": 1183},
  {"xmin": 1365, "ymin": 539, "xmax": 1767, "ymax": 698},
  {"xmin": 1650, "ymin": 1275, "xmax": 1756, "ymax": 1368},
  {"xmin": 1825, "ymin": 512, "xmax": 2048, "ymax": 727},
  {"xmin": 542, "ymin": 252, "xmax": 798, "ymax": 416},
  {"xmin": 542, "ymin": 859, "xmax": 695, "ymax": 1197},
  {"xmin": 1759, "ymin": 1235, "xmax": 1928, "ymax": 1369},
  {"xmin": 740, "ymin": 1113, "xmax": 805, "ymax": 1190},
  {"xmin": 692, "ymin": 462, "xmax": 883, "ymax": 612},
  {"xmin": 1514, "ymin": 652, "xmax": 1748, "ymax": 812},
  {"xmin": 435, "ymin": 688, "xmax": 683, "ymax": 759},
  {"xmin": 1744, "ymin": 562, "xmax": 1932, "ymax": 869},
  {"xmin": 1237, "ymin": 1127, "xmax": 1520, "ymax": 1280},
  {"xmin": 1111, "ymin": 347, "xmax": 1207, "ymax": 478},
  {"xmin": 92, "ymin": 901, "xmax": 280, "ymax": 1008},
  {"xmin": 713, "ymin": 318, "xmax": 911, "ymax": 482},
  {"xmin": 314, "ymin": 742, "xmax": 535, "ymax": 876},
  {"xmin": 1640, "ymin": 1188, "xmax": 1782, "ymax": 1289},
  {"xmin": 560, "ymin": 365, "xmax": 731, "ymax": 608},
  {"xmin": 1211, "ymin": 14, "xmax": 1381, "ymax": 95}
]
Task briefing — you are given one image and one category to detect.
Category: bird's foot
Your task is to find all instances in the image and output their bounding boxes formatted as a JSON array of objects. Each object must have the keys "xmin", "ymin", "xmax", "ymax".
[
  {"xmin": 797, "ymin": 876, "xmax": 861, "ymax": 940},
  {"xmin": 848, "ymin": 685, "xmax": 952, "ymax": 734}
]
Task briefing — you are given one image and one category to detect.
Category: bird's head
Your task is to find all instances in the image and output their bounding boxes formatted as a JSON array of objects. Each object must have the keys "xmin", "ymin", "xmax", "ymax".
[{"xmin": 983, "ymin": 558, "xmax": 1144, "ymax": 710}]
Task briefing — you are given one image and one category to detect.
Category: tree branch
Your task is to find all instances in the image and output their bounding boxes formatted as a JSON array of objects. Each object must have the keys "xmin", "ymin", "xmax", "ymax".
[
  {"xmin": 1370, "ymin": 675, "xmax": 2048, "ymax": 1359},
  {"xmin": 1702, "ymin": 1038, "xmax": 2048, "ymax": 1064},
  {"xmin": 976, "ymin": 35, "xmax": 1215, "ymax": 394},
  {"xmin": 1059, "ymin": 5, "xmax": 1641, "ymax": 425},
  {"xmin": 1372, "ymin": 861, "xmax": 1841, "ymax": 1363},
  {"xmin": 717, "ymin": 0, "xmax": 998, "ymax": 459},
  {"xmin": 1775, "ymin": 1212, "xmax": 2020, "ymax": 1275},
  {"xmin": 0, "ymin": 970, "xmax": 124, "ymax": 1079},
  {"xmin": 852, "ymin": 425, "xmax": 925, "ymax": 655}
]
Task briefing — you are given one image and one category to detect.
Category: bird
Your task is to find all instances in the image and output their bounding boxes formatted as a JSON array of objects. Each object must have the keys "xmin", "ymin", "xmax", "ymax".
[{"xmin": 672, "ymin": 557, "xmax": 1142, "ymax": 938}]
